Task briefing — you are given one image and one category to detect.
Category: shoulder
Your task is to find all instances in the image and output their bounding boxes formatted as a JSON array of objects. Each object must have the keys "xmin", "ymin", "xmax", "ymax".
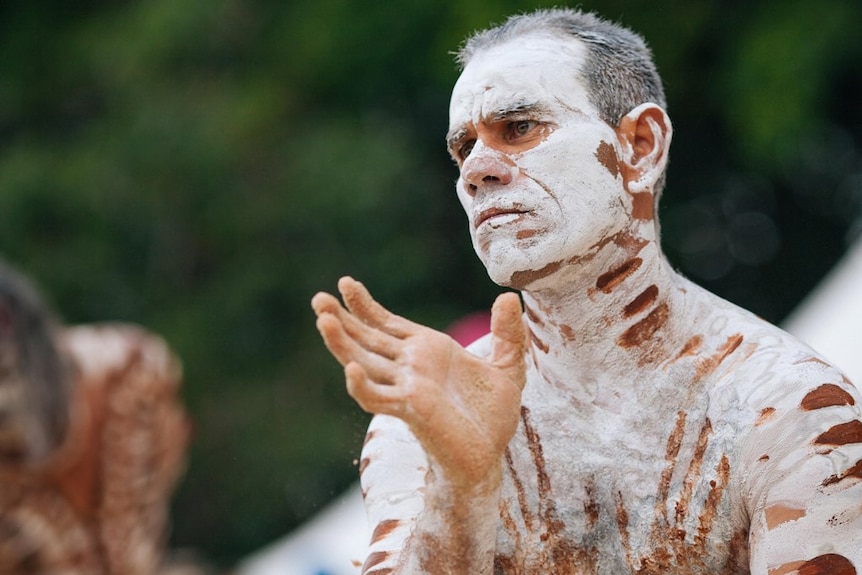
[
  {"xmin": 722, "ymin": 320, "xmax": 862, "ymax": 503},
  {"xmin": 711, "ymin": 312, "xmax": 858, "ymax": 423},
  {"xmin": 362, "ymin": 415, "xmax": 429, "ymax": 485},
  {"xmin": 682, "ymin": 287, "xmax": 862, "ymax": 461},
  {"xmin": 679, "ymin": 279, "xmax": 858, "ymax": 414},
  {"xmin": 702, "ymin": 305, "xmax": 861, "ymax": 447},
  {"xmin": 360, "ymin": 415, "xmax": 428, "ymax": 526},
  {"xmin": 60, "ymin": 323, "xmax": 182, "ymax": 393}
]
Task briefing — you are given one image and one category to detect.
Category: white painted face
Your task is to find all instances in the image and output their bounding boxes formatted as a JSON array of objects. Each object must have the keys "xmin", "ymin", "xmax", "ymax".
[{"xmin": 448, "ymin": 34, "xmax": 629, "ymax": 289}]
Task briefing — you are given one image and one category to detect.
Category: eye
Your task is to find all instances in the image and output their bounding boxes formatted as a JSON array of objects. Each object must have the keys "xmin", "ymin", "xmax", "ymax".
[
  {"xmin": 506, "ymin": 120, "xmax": 539, "ymax": 142},
  {"xmin": 459, "ymin": 139, "xmax": 476, "ymax": 161}
]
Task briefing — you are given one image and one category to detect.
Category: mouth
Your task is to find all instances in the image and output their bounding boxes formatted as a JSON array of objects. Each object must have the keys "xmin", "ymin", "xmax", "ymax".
[{"xmin": 474, "ymin": 206, "xmax": 531, "ymax": 228}]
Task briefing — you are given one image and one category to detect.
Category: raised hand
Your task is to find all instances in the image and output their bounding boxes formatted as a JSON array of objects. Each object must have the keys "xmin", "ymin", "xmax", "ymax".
[{"xmin": 312, "ymin": 276, "xmax": 527, "ymax": 491}]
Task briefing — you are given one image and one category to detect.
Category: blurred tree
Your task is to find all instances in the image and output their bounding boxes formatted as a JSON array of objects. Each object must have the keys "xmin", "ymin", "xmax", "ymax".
[{"xmin": 0, "ymin": 0, "xmax": 859, "ymax": 568}]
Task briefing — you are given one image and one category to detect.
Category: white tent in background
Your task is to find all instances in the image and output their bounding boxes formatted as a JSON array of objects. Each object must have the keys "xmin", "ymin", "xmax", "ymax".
[
  {"xmin": 238, "ymin": 238, "xmax": 862, "ymax": 575},
  {"xmin": 782, "ymin": 237, "xmax": 862, "ymax": 386},
  {"xmin": 236, "ymin": 485, "xmax": 367, "ymax": 575}
]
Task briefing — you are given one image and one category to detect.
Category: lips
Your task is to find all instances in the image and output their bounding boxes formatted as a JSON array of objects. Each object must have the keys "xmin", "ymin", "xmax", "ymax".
[{"xmin": 474, "ymin": 206, "xmax": 530, "ymax": 228}]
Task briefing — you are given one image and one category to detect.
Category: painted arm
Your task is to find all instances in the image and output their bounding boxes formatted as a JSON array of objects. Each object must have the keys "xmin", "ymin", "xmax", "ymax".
[
  {"xmin": 743, "ymin": 377, "xmax": 862, "ymax": 574},
  {"xmin": 60, "ymin": 325, "xmax": 190, "ymax": 575},
  {"xmin": 312, "ymin": 277, "xmax": 527, "ymax": 574}
]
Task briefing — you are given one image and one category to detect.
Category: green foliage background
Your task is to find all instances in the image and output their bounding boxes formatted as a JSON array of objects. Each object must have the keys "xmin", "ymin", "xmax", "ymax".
[{"xmin": 1, "ymin": 0, "xmax": 860, "ymax": 567}]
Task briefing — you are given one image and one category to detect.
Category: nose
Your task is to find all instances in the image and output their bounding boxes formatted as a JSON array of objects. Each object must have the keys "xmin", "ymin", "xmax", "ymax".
[{"xmin": 461, "ymin": 146, "xmax": 515, "ymax": 196}]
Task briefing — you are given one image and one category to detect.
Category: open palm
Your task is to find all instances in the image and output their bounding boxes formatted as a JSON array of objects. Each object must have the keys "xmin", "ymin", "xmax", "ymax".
[{"xmin": 312, "ymin": 277, "xmax": 527, "ymax": 490}]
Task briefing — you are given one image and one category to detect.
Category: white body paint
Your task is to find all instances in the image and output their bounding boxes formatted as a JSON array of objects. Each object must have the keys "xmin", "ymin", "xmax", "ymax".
[
  {"xmin": 360, "ymin": 276, "xmax": 862, "ymax": 573},
  {"xmin": 317, "ymin": 26, "xmax": 862, "ymax": 575}
]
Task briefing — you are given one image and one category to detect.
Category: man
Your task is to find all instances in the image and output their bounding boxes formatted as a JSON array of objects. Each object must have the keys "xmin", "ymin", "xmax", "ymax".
[{"xmin": 312, "ymin": 8, "xmax": 862, "ymax": 574}]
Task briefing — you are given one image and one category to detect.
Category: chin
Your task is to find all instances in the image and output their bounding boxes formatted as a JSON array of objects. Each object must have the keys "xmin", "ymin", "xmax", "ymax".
[
  {"xmin": 478, "ymin": 252, "xmax": 517, "ymax": 287},
  {"xmin": 485, "ymin": 266, "xmax": 519, "ymax": 289},
  {"xmin": 480, "ymin": 249, "xmax": 564, "ymax": 291}
]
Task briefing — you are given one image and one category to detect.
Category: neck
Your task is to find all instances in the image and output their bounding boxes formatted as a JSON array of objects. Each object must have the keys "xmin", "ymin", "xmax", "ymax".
[{"xmin": 519, "ymin": 222, "xmax": 690, "ymax": 392}]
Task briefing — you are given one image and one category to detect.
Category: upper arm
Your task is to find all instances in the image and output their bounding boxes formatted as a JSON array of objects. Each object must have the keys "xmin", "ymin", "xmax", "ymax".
[
  {"xmin": 359, "ymin": 414, "xmax": 429, "ymax": 573},
  {"xmin": 743, "ymin": 376, "xmax": 862, "ymax": 573}
]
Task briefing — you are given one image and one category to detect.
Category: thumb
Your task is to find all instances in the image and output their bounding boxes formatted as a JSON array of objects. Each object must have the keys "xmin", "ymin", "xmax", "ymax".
[{"xmin": 489, "ymin": 292, "xmax": 526, "ymax": 377}]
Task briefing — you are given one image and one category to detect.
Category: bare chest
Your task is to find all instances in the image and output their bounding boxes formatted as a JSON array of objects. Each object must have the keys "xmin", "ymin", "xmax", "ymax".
[{"xmin": 493, "ymin": 378, "xmax": 749, "ymax": 574}]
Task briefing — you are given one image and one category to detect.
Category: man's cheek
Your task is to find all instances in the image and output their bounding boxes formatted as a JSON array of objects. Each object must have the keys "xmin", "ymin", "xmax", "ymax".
[
  {"xmin": 455, "ymin": 179, "xmax": 472, "ymax": 211},
  {"xmin": 517, "ymin": 141, "xmax": 578, "ymax": 183}
]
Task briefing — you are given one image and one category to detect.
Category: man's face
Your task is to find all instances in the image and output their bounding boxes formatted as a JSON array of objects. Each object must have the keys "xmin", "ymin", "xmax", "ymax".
[{"xmin": 448, "ymin": 35, "xmax": 630, "ymax": 289}]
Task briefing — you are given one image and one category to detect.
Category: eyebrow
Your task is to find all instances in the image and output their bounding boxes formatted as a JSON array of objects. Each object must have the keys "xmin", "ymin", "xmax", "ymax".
[
  {"xmin": 446, "ymin": 127, "xmax": 469, "ymax": 152},
  {"xmin": 446, "ymin": 99, "xmax": 549, "ymax": 151},
  {"xmin": 489, "ymin": 99, "xmax": 547, "ymax": 122}
]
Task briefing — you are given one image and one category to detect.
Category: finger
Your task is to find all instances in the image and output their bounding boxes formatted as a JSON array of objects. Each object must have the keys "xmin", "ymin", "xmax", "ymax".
[
  {"xmin": 316, "ymin": 313, "xmax": 395, "ymax": 374},
  {"xmin": 313, "ymin": 290, "xmax": 401, "ymax": 359},
  {"xmin": 489, "ymin": 292, "xmax": 527, "ymax": 375},
  {"xmin": 314, "ymin": 313, "xmax": 356, "ymax": 366},
  {"xmin": 316, "ymin": 313, "xmax": 404, "ymax": 384},
  {"xmin": 311, "ymin": 291, "xmax": 341, "ymax": 316},
  {"xmin": 345, "ymin": 362, "xmax": 405, "ymax": 416},
  {"xmin": 338, "ymin": 277, "xmax": 416, "ymax": 338}
]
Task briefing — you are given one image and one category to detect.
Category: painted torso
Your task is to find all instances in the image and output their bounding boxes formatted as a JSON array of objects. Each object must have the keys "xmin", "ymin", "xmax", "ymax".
[
  {"xmin": 359, "ymin": 276, "xmax": 862, "ymax": 574},
  {"xmin": 493, "ymin": 287, "xmax": 755, "ymax": 574}
]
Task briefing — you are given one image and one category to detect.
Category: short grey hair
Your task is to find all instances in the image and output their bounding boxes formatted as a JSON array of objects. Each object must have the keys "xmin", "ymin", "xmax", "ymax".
[{"xmin": 456, "ymin": 8, "xmax": 667, "ymax": 128}]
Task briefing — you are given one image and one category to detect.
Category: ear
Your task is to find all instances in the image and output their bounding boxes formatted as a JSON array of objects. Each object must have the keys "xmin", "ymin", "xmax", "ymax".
[{"xmin": 616, "ymin": 103, "xmax": 672, "ymax": 194}]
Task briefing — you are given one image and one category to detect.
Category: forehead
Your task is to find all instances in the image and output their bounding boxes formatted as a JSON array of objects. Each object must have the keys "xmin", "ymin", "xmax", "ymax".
[{"xmin": 449, "ymin": 34, "xmax": 594, "ymax": 130}]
